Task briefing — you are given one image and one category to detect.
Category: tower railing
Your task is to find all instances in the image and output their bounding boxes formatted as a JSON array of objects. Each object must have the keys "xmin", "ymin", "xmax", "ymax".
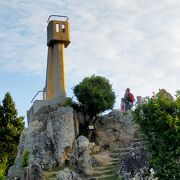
[
  {"xmin": 47, "ymin": 15, "xmax": 69, "ymax": 23},
  {"xmin": 31, "ymin": 90, "xmax": 47, "ymax": 103}
]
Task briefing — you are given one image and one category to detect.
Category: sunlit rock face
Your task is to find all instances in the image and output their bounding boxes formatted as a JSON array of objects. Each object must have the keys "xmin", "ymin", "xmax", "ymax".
[
  {"xmin": 96, "ymin": 110, "xmax": 139, "ymax": 148},
  {"xmin": 7, "ymin": 106, "xmax": 75, "ymax": 179}
]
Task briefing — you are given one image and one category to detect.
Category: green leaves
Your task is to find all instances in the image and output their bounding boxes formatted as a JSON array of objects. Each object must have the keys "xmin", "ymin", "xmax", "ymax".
[
  {"xmin": 133, "ymin": 90, "xmax": 180, "ymax": 179},
  {"xmin": 73, "ymin": 75, "xmax": 116, "ymax": 119},
  {"xmin": 0, "ymin": 155, "xmax": 7, "ymax": 180}
]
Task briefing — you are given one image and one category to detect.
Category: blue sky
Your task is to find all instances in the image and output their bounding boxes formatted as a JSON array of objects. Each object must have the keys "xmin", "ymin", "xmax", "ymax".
[{"xmin": 0, "ymin": 0, "xmax": 180, "ymax": 125}]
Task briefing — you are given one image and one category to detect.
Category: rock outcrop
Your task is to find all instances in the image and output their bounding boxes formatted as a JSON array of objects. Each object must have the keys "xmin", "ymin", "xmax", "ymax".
[
  {"xmin": 117, "ymin": 141, "xmax": 158, "ymax": 180},
  {"xmin": 70, "ymin": 135, "xmax": 93, "ymax": 176},
  {"xmin": 7, "ymin": 106, "xmax": 75, "ymax": 179},
  {"xmin": 7, "ymin": 107, "xmax": 153, "ymax": 180},
  {"xmin": 118, "ymin": 143, "xmax": 150, "ymax": 180},
  {"xmin": 96, "ymin": 110, "xmax": 139, "ymax": 148},
  {"xmin": 56, "ymin": 168, "xmax": 82, "ymax": 180},
  {"xmin": 21, "ymin": 163, "xmax": 45, "ymax": 180}
]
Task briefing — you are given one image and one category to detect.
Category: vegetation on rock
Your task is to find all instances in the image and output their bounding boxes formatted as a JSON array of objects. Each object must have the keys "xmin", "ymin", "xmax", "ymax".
[
  {"xmin": 22, "ymin": 150, "xmax": 30, "ymax": 167},
  {"xmin": 0, "ymin": 92, "xmax": 25, "ymax": 177},
  {"xmin": 133, "ymin": 89, "xmax": 180, "ymax": 179}
]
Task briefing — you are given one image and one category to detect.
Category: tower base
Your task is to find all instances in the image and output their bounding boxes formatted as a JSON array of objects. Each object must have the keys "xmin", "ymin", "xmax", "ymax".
[{"xmin": 27, "ymin": 96, "xmax": 70, "ymax": 125}]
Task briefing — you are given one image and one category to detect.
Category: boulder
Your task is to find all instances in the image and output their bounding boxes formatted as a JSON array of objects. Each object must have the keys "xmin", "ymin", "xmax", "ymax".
[
  {"xmin": 118, "ymin": 143, "xmax": 150, "ymax": 180},
  {"xmin": 56, "ymin": 168, "xmax": 82, "ymax": 180},
  {"xmin": 22, "ymin": 163, "xmax": 44, "ymax": 180},
  {"xmin": 96, "ymin": 110, "xmax": 139, "ymax": 148},
  {"xmin": 71, "ymin": 135, "xmax": 93, "ymax": 175}
]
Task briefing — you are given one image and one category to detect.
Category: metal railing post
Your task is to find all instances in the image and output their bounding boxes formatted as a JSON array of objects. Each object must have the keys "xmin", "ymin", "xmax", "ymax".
[{"xmin": 31, "ymin": 90, "xmax": 46, "ymax": 103}]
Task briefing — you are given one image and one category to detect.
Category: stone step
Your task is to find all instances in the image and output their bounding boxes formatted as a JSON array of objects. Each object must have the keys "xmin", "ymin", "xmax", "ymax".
[
  {"xmin": 93, "ymin": 164, "xmax": 116, "ymax": 171},
  {"xmin": 88, "ymin": 174, "xmax": 115, "ymax": 180},
  {"xmin": 130, "ymin": 139, "xmax": 144, "ymax": 143},
  {"xmin": 93, "ymin": 158, "xmax": 119, "ymax": 168},
  {"xmin": 92, "ymin": 168, "xmax": 114, "ymax": 176},
  {"xmin": 103, "ymin": 162, "xmax": 118, "ymax": 167},
  {"xmin": 111, "ymin": 157, "xmax": 119, "ymax": 161},
  {"xmin": 119, "ymin": 141, "xmax": 143, "ymax": 148},
  {"xmin": 112, "ymin": 147, "xmax": 135, "ymax": 153},
  {"xmin": 98, "ymin": 176, "xmax": 116, "ymax": 180},
  {"xmin": 88, "ymin": 178, "xmax": 98, "ymax": 180},
  {"xmin": 105, "ymin": 161, "xmax": 119, "ymax": 166},
  {"xmin": 110, "ymin": 151, "xmax": 128, "ymax": 158}
]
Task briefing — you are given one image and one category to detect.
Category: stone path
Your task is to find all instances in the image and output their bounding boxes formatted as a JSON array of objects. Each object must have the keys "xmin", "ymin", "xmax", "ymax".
[
  {"xmin": 43, "ymin": 139, "xmax": 143, "ymax": 179},
  {"xmin": 88, "ymin": 139, "xmax": 143, "ymax": 180}
]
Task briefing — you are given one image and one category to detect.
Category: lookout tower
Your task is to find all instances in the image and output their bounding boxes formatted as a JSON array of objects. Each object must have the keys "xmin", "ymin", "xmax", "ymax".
[
  {"xmin": 27, "ymin": 15, "xmax": 71, "ymax": 124},
  {"xmin": 44, "ymin": 15, "xmax": 71, "ymax": 100}
]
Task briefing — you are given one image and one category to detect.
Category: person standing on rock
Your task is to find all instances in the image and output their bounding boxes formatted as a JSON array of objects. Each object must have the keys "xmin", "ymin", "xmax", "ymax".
[
  {"xmin": 120, "ymin": 98, "xmax": 125, "ymax": 112},
  {"xmin": 124, "ymin": 88, "xmax": 135, "ymax": 111}
]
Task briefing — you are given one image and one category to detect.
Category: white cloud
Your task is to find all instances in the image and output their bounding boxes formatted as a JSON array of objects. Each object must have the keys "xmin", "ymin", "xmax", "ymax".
[{"xmin": 0, "ymin": 0, "xmax": 180, "ymax": 109}]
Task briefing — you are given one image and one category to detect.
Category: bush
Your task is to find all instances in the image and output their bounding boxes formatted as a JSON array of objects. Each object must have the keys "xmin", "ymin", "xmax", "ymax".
[
  {"xmin": 133, "ymin": 90, "xmax": 180, "ymax": 179},
  {"xmin": 73, "ymin": 75, "xmax": 116, "ymax": 119}
]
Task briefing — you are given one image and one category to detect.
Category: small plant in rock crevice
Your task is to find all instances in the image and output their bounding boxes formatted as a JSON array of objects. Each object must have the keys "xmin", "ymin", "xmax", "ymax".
[{"xmin": 22, "ymin": 150, "xmax": 30, "ymax": 167}]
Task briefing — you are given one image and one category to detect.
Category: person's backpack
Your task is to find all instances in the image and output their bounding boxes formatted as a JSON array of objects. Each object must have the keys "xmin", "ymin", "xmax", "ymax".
[{"xmin": 128, "ymin": 92, "xmax": 135, "ymax": 102}]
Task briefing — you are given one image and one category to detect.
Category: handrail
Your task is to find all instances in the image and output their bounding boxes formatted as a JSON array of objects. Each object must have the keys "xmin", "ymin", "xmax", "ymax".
[
  {"xmin": 47, "ymin": 15, "xmax": 69, "ymax": 23},
  {"xmin": 31, "ymin": 90, "xmax": 45, "ymax": 103}
]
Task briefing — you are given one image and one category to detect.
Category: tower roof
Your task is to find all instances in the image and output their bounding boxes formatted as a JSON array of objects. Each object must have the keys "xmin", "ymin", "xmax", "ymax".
[{"xmin": 47, "ymin": 15, "xmax": 69, "ymax": 23}]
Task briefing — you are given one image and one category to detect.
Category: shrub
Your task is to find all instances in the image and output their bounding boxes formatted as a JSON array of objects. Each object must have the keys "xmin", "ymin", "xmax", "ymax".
[
  {"xmin": 22, "ymin": 150, "xmax": 30, "ymax": 167},
  {"xmin": 133, "ymin": 90, "xmax": 180, "ymax": 179}
]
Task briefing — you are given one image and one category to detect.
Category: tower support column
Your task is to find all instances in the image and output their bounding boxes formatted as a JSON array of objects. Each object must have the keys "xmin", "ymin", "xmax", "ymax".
[
  {"xmin": 54, "ymin": 43, "xmax": 66, "ymax": 97},
  {"xmin": 45, "ymin": 46, "xmax": 54, "ymax": 100},
  {"xmin": 45, "ymin": 43, "xmax": 66, "ymax": 100}
]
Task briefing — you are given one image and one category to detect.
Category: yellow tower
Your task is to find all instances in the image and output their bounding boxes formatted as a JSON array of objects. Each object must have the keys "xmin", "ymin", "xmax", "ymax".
[{"xmin": 44, "ymin": 15, "xmax": 70, "ymax": 100}]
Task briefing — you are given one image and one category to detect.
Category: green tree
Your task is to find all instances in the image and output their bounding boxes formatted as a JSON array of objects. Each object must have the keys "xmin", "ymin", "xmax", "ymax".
[
  {"xmin": 0, "ymin": 92, "xmax": 25, "ymax": 176},
  {"xmin": 133, "ymin": 90, "xmax": 180, "ymax": 179},
  {"xmin": 73, "ymin": 75, "xmax": 116, "ymax": 119}
]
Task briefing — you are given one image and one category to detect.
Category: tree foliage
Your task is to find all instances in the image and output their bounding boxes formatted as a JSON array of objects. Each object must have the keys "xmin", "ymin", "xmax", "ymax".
[
  {"xmin": 0, "ymin": 92, "xmax": 25, "ymax": 176},
  {"xmin": 73, "ymin": 75, "xmax": 116, "ymax": 119},
  {"xmin": 0, "ymin": 155, "xmax": 7, "ymax": 180},
  {"xmin": 133, "ymin": 90, "xmax": 180, "ymax": 179}
]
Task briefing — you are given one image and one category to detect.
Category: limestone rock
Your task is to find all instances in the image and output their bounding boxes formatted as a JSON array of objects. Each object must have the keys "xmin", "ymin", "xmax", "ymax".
[
  {"xmin": 7, "ymin": 106, "xmax": 75, "ymax": 179},
  {"xmin": 22, "ymin": 163, "xmax": 44, "ymax": 180},
  {"xmin": 156, "ymin": 89, "xmax": 173, "ymax": 100},
  {"xmin": 56, "ymin": 168, "xmax": 82, "ymax": 180},
  {"xmin": 71, "ymin": 135, "xmax": 93, "ymax": 175},
  {"xmin": 96, "ymin": 110, "xmax": 139, "ymax": 148},
  {"xmin": 118, "ymin": 143, "xmax": 151, "ymax": 180}
]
